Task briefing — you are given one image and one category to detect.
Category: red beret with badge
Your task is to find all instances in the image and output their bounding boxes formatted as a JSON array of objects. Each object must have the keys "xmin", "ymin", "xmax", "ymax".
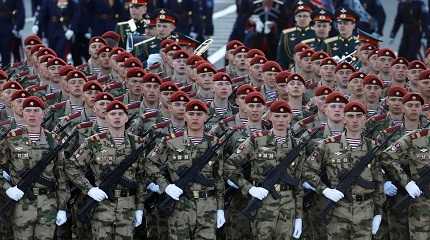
[
  {"xmin": 348, "ymin": 72, "xmax": 366, "ymax": 82},
  {"xmin": 2, "ymin": 81, "xmax": 23, "ymax": 91},
  {"xmin": 83, "ymin": 80, "xmax": 103, "ymax": 92},
  {"xmin": 66, "ymin": 70, "xmax": 87, "ymax": 82},
  {"xmin": 236, "ymin": 84, "xmax": 255, "ymax": 96},
  {"xmin": 95, "ymin": 92, "xmax": 114, "ymax": 102},
  {"xmin": 249, "ymin": 56, "xmax": 267, "ymax": 66},
  {"xmin": 311, "ymin": 51, "xmax": 330, "ymax": 61},
  {"xmin": 106, "ymin": 100, "xmax": 128, "ymax": 114},
  {"xmin": 196, "ymin": 63, "xmax": 216, "ymax": 74},
  {"xmin": 275, "ymin": 71, "xmax": 292, "ymax": 84},
  {"xmin": 315, "ymin": 85, "xmax": 333, "ymax": 96},
  {"xmin": 142, "ymin": 73, "xmax": 162, "ymax": 84},
  {"xmin": 213, "ymin": 72, "xmax": 232, "ymax": 83},
  {"xmin": 403, "ymin": 92, "xmax": 424, "ymax": 105},
  {"xmin": 186, "ymin": 99, "xmax": 208, "ymax": 112},
  {"xmin": 408, "ymin": 60, "xmax": 426, "ymax": 70},
  {"xmin": 227, "ymin": 40, "xmax": 244, "ymax": 51},
  {"xmin": 344, "ymin": 101, "xmax": 367, "ymax": 114},
  {"xmin": 325, "ymin": 92, "xmax": 348, "ymax": 104},
  {"xmin": 23, "ymin": 96, "xmax": 45, "ymax": 109},
  {"xmin": 10, "ymin": 90, "xmax": 31, "ymax": 102},
  {"xmin": 170, "ymin": 91, "xmax": 190, "ymax": 102},
  {"xmin": 89, "ymin": 36, "xmax": 107, "ymax": 45},
  {"xmin": 387, "ymin": 86, "xmax": 407, "ymax": 97},
  {"xmin": 160, "ymin": 81, "xmax": 179, "ymax": 92},
  {"xmin": 270, "ymin": 100, "xmax": 292, "ymax": 113},
  {"xmin": 262, "ymin": 61, "xmax": 282, "ymax": 72},
  {"xmin": 363, "ymin": 75, "xmax": 383, "ymax": 88},
  {"xmin": 245, "ymin": 92, "xmax": 265, "ymax": 104}
]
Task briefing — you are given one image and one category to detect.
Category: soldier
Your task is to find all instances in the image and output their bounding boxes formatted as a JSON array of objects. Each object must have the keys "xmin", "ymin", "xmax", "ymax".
[
  {"xmin": 0, "ymin": 0, "xmax": 25, "ymax": 67},
  {"xmin": 102, "ymin": 31, "xmax": 121, "ymax": 48},
  {"xmin": 46, "ymin": 57, "xmax": 68, "ymax": 94},
  {"xmin": 296, "ymin": 49, "xmax": 315, "ymax": 82},
  {"xmin": 309, "ymin": 51, "xmax": 330, "ymax": 89},
  {"xmin": 206, "ymin": 72, "xmax": 234, "ymax": 129},
  {"xmin": 0, "ymin": 81, "xmax": 24, "ymax": 121},
  {"xmin": 83, "ymin": 37, "xmax": 108, "ymax": 76},
  {"xmin": 0, "ymin": 96, "xmax": 69, "ymax": 240},
  {"xmin": 167, "ymin": 90, "xmax": 190, "ymax": 133},
  {"xmin": 285, "ymin": 73, "xmax": 308, "ymax": 123},
  {"xmin": 115, "ymin": 0, "xmax": 148, "ymax": 48},
  {"xmin": 261, "ymin": 61, "xmax": 282, "ymax": 102},
  {"xmin": 357, "ymin": 44, "xmax": 376, "ymax": 74},
  {"xmin": 277, "ymin": 1, "xmax": 314, "ymax": 68},
  {"xmin": 389, "ymin": 57, "xmax": 409, "ymax": 89},
  {"xmin": 96, "ymin": 45, "xmax": 114, "ymax": 77},
  {"xmin": 416, "ymin": 70, "xmax": 430, "ymax": 107},
  {"xmin": 325, "ymin": 8, "xmax": 359, "ymax": 59},
  {"xmin": 362, "ymin": 75, "xmax": 384, "ymax": 117},
  {"xmin": 122, "ymin": 67, "xmax": 145, "ymax": 105},
  {"xmin": 194, "ymin": 63, "xmax": 216, "ymax": 104},
  {"xmin": 66, "ymin": 100, "xmax": 146, "ymax": 239},
  {"xmin": 376, "ymin": 48, "xmax": 396, "ymax": 87},
  {"xmin": 304, "ymin": 101, "xmax": 384, "ymax": 240},
  {"xmin": 407, "ymin": 60, "xmax": 426, "ymax": 92},
  {"xmin": 8, "ymin": 90, "xmax": 32, "ymax": 129},
  {"xmin": 34, "ymin": 0, "xmax": 80, "ymax": 59},
  {"xmin": 367, "ymin": 49, "xmax": 380, "ymax": 76},
  {"xmin": 274, "ymin": 71, "xmax": 291, "ymax": 102},
  {"xmin": 347, "ymin": 72, "xmax": 366, "ymax": 103},
  {"xmin": 145, "ymin": 99, "xmax": 226, "ymax": 240},
  {"xmin": 319, "ymin": 57, "xmax": 338, "ymax": 90},
  {"xmin": 171, "ymin": 50, "xmax": 190, "ymax": 86},
  {"xmin": 225, "ymin": 40, "xmax": 244, "ymax": 75},
  {"xmin": 231, "ymin": 46, "xmax": 249, "ymax": 78},
  {"xmin": 302, "ymin": 8, "xmax": 332, "ymax": 52},
  {"xmin": 225, "ymin": 99, "xmax": 303, "ymax": 240},
  {"xmin": 335, "ymin": 62, "xmax": 356, "ymax": 96},
  {"xmin": 248, "ymin": 55, "xmax": 268, "ymax": 89}
]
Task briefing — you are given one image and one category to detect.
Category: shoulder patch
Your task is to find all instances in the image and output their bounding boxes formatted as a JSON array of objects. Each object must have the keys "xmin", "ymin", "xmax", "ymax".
[
  {"xmin": 7, "ymin": 128, "xmax": 24, "ymax": 138},
  {"xmin": 165, "ymin": 131, "xmax": 184, "ymax": 141},
  {"xmin": 105, "ymin": 82, "xmax": 123, "ymax": 91},
  {"xmin": 50, "ymin": 101, "xmax": 67, "ymax": 110},
  {"xmin": 76, "ymin": 121, "xmax": 93, "ymax": 129},
  {"xmin": 127, "ymin": 102, "xmax": 140, "ymax": 110},
  {"xmin": 410, "ymin": 129, "xmax": 429, "ymax": 140},
  {"xmin": 222, "ymin": 115, "xmax": 235, "ymax": 124},
  {"xmin": 251, "ymin": 130, "xmax": 269, "ymax": 139},
  {"xmin": 383, "ymin": 125, "xmax": 400, "ymax": 134},
  {"xmin": 368, "ymin": 114, "xmax": 386, "ymax": 122},
  {"xmin": 64, "ymin": 111, "xmax": 82, "ymax": 121},
  {"xmin": 89, "ymin": 132, "xmax": 108, "ymax": 142},
  {"xmin": 282, "ymin": 27, "xmax": 296, "ymax": 34},
  {"xmin": 180, "ymin": 84, "xmax": 193, "ymax": 92},
  {"xmin": 232, "ymin": 76, "xmax": 246, "ymax": 84},
  {"xmin": 324, "ymin": 36, "xmax": 338, "ymax": 44},
  {"xmin": 142, "ymin": 111, "xmax": 159, "ymax": 120},
  {"xmin": 299, "ymin": 115, "xmax": 316, "ymax": 127},
  {"xmin": 324, "ymin": 134, "xmax": 342, "ymax": 144},
  {"xmin": 41, "ymin": 93, "xmax": 57, "ymax": 101}
]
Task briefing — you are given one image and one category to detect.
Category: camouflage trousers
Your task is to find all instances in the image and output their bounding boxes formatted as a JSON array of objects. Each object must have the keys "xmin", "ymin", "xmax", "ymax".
[
  {"xmin": 225, "ymin": 193, "xmax": 252, "ymax": 240},
  {"xmin": 144, "ymin": 207, "xmax": 169, "ymax": 240},
  {"xmin": 0, "ymin": 194, "xmax": 13, "ymax": 240},
  {"xmin": 70, "ymin": 193, "xmax": 92, "ymax": 240},
  {"xmin": 91, "ymin": 195, "xmax": 135, "ymax": 240},
  {"xmin": 252, "ymin": 190, "xmax": 296, "ymax": 240},
  {"xmin": 327, "ymin": 199, "xmax": 373, "ymax": 240},
  {"xmin": 302, "ymin": 191, "xmax": 327, "ymax": 240},
  {"xmin": 373, "ymin": 198, "xmax": 409, "ymax": 240},
  {"xmin": 12, "ymin": 193, "xmax": 57, "ymax": 240},
  {"xmin": 168, "ymin": 196, "xmax": 217, "ymax": 240},
  {"xmin": 408, "ymin": 197, "xmax": 430, "ymax": 240}
]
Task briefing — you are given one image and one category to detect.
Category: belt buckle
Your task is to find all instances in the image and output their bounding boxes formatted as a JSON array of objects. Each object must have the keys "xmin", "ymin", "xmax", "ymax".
[
  {"xmin": 193, "ymin": 190, "xmax": 199, "ymax": 199},
  {"xmin": 114, "ymin": 189, "xmax": 121, "ymax": 198},
  {"xmin": 33, "ymin": 187, "xmax": 39, "ymax": 196},
  {"xmin": 274, "ymin": 184, "xmax": 281, "ymax": 192}
]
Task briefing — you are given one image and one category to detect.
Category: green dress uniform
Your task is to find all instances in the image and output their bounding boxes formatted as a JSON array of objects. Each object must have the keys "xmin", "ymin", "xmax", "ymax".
[
  {"xmin": 302, "ymin": 37, "xmax": 329, "ymax": 52},
  {"xmin": 276, "ymin": 26, "xmax": 315, "ymax": 69},
  {"xmin": 325, "ymin": 35, "xmax": 359, "ymax": 59}
]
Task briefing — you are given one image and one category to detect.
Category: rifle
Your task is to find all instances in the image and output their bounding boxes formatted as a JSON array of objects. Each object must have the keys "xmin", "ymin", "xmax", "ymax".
[
  {"xmin": 320, "ymin": 125, "xmax": 401, "ymax": 219},
  {"xmin": 241, "ymin": 127, "xmax": 322, "ymax": 219},
  {"xmin": 77, "ymin": 121, "xmax": 170, "ymax": 223},
  {"xmin": 157, "ymin": 127, "xmax": 239, "ymax": 216},
  {"xmin": 125, "ymin": 112, "xmax": 138, "ymax": 129},
  {"xmin": 0, "ymin": 130, "xmax": 78, "ymax": 222}
]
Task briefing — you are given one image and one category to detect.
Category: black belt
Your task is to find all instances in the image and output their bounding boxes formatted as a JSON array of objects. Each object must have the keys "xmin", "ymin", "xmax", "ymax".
[
  {"xmin": 112, "ymin": 189, "xmax": 136, "ymax": 198},
  {"xmin": 352, "ymin": 193, "xmax": 373, "ymax": 202},
  {"xmin": 189, "ymin": 190, "xmax": 216, "ymax": 199},
  {"xmin": 255, "ymin": 182, "xmax": 292, "ymax": 192},
  {"xmin": 31, "ymin": 187, "xmax": 51, "ymax": 196}
]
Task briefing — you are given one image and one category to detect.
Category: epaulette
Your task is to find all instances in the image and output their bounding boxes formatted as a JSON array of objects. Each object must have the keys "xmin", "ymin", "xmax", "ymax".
[
  {"xmin": 0, "ymin": 119, "xmax": 11, "ymax": 126},
  {"xmin": 165, "ymin": 131, "xmax": 184, "ymax": 141},
  {"xmin": 105, "ymin": 82, "xmax": 123, "ymax": 91},
  {"xmin": 89, "ymin": 132, "xmax": 108, "ymax": 142},
  {"xmin": 367, "ymin": 113, "xmax": 386, "ymax": 122},
  {"xmin": 7, "ymin": 128, "xmax": 24, "ymax": 138},
  {"xmin": 41, "ymin": 93, "xmax": 57, "ymax": 101},
  {"xmin": 64, "ymin": 111, "xmax": 82, "ymax": 121},
  {"xmin": 27, "ymin": 84, "xmax": 48, "ymax": 93},
  {"xmin": 161, "ymin": 76, "xmax": 171, "ymax": 82},
  {"xmin": 115, "ymin": 95, "xmax": 125, "ymax": 102},
  {"xmin": 299, "ymin": 115, "xmax": 315, "ymax": 127},
  {"xmin": 24, "ymin": 75, "xmax": 38, "ymax": 81},
  {"xmin": 180, "ymin": 84, "xmax": 193, "ymax": 92},
  {"xmin": 222, "ymin": 115, "xmax": 235, "ymax": 124},
  {"xmin": 76, "ymin": 121, "xmax": 93, "ymax": 129},
  {"xmin": 410, "ymin": 129, "xmax": 429, "ymax": 140},
  {"xmin": 232, "ymin": 76, "xmax": 246, "ymax": 84},
  {"xmin": 324, "ymin": 134, "xmax": 342, "ymax": 144},
  {"xmin": 383, "ymin": 125, "xmax": 400, "ymax": 134},
  {"xmin": 251, "ymin": 130, "xmax": 270, "ymax": 139},
  {"xmin": 134, "ymin": 36, "xmax": 156, "ymax": 47},
  {"xmin": 302, "ymin": 38, "xmax": 315, "ymax": 44},
  {"xmin": 324, "ymin": 36, "xmax": 338, "ymax": 44},
  {"xmin": 50, "ymin": 101, "xmax": 67, "ymax": 111},
  {"xmin": 127, "ymin": 102, "xmax": 140, "ymax": 110},
  {"xmin": 282, "ymin": 27, "xmax": 296, "ymax": 34}
]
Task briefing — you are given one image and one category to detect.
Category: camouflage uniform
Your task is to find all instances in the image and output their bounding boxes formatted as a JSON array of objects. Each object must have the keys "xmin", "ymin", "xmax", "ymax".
[
  {"xmin": 65, "ymin": 131, "xmax": 146, "ymax": 240},
  {"xmin": 0, "ymin": 128, "xmax": 69, "ymax": 240},
  {"xmin": 304, "ymin": 133, "xmax": 385, "ymax": 240},
  {"xmin": 145, "ymin": 131, "xmax": 224, "ymax": 240},
  {"xmin": 381, "ymin": 128, "xmax": 430, "ymax": 240},
  {"xmin": 225, "ymin": 130, "xmax": 304, "ymax": 240}
]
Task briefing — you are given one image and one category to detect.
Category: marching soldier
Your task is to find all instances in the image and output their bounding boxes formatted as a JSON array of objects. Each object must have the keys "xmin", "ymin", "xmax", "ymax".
[
  {"xmin": 145, "ymin": 99, "xmax": 226, "ymax": 240},
  {"xmin": 0, "ymin": 96, "xmax": 69, "ymax": 240},
  {"xmin": 407, "ymin": 60, "xmax": 427, "ymax": 92},
  {"xmin": 206, "ymin": 72, "xmax": 235, "ymax": 130},
  {"xmin": 277, "ymin": 1, "xmax": 314, "ymax": 69},
  {"xmin": 66, "ymin": 100, "xmax": 147, "ymax": 239},
  {"xmin": 115, "ymin": 0, "xmax": 148, "ymax": 48}
]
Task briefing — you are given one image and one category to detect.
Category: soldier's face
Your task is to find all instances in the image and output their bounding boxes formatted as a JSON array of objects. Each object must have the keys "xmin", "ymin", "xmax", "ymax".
[
  {"xmin": 300, "ymin": 57, "xmax": 313, "ymax": 73},
  {"xmin": 89, "ymin": 43, "xmax": 104, "ymax": 58},
  {"xmin": 275, "ymin": 83, "xmax": 288, "ymax": 99},
  {"xmin": 250, "ymin": 64, "xmax": 263, "ymax": 82},
  {"xmin": 67, "ymin": 78, "xmax": 85, "ymax": 97},
  {"xmin": 214, "ymin": 81, "xmax": 232, "ymax": 99},
  {"xmin": 425, "ymin": 55, "xmax": 430, "ymax": 67},
  {"xmin": 335, "ymin": 69, "xmax": 353, "ymax": 88},
  {"xmin": 247, "ymin": 103, "xmax": 265, "ymax": 122},
  {"xmin": 263, "ymin": 71, "xmax": 277, "ymax": 88},
  {"xmin": 94, "ymin": 100, "xmax": 111, "ymax": 119},
  {"xmin": 336, "ymin": 20, "xmax": 355, "ymax": 37},
  {"xmin": 369, "ymin": 55, "xmax": 379, "ymax": 72},
  {"xmin": 99, "ymin": 53, "xmax": 111, "ymax": 69},
  {"xmin": 364, "ymin": 85, "xmax": 382, "ymax": 104},
  {"xmin": 417, "ymin": 79, "xmax": 430, "ymax": 97},
  {"xmin": 269, "ymin": 112, "xmax": 291, "ymax": 131},
  {"xmin": 313, "ymin": 21, "xmax": 331, "ymax": 38},
  {"xmin": 156, "ymin": 22, "xmax": 175, "ymax": 39},
  {"xmin": 129, "ymin": 4, "xmax": 147, "ymax": 19},
  {"xmin": 358, "ymin": 50, "xmax": 370, "ymax": 65},
  {"xmin": 142, "ymin": 82, "xmax": 160, "ymax": 103},
  {"xmin": 160, "ymin": 91, "xmax": 174, "ymax": 106},
  {"xmin": 196, "ymin": 72, "xmax": 214, "ymax": 90},
  {"xmin": 169, "ymin": 101, "xmax": 187, "ymax": 120},
  {"xmin": 48, "ymin": 65, "xmax": 62, "ymax": 83},
  {"xmin": 185, "ymin": 111, "xmax": 207, "ymax": 131},
  {"xmin": 11, "ymin": 98, "xmax": 25, "ymax": 117},
  {"xmin": 344, "ymin": 112, "xmax": 365, "ymax": 133},
  {"xmin": 287, "ymin": 80, "xmax": 305, "ymax": 97},
  {"xmin": 377, "ymin": 56, "xmax": 394, "ymax": 73},
  {"xmin": 126, "ymin": 77, "xmax": 144, "ymax": 96},
  {"xmin": 325, "ymin": 103, "xmax": 345, "ymax": 123},
  {"xmin": 312, "ymin": 60, "xmax": 322, "ymax": 76},
  {"xmin": 387, "ymin": 97, "xmax": 403, "ymax": 115},
  {"xmin": 23, "ymin": 107, "xmax": 44, "ymax": 127},
  {"xmin": 106, "ymin": 110, "xmax": 128, "ymax": 129},
  {"xmin": 145, "ymin": 26, "xmax": 158, "ymax": 37},
  {"xmin": 295, "ymin": 12, "xmax": 311, "ymax": 28},
  {"xmin": 347, "ymin": 78, "xmax": 364, "ymax": 97},
  {"xmin": 408, "ymin": 69, "xmax": 423, "ymax": 83},
  {"xmin": 173, "ymin": 58, "xmax": 187, "ymax": 74},
  {"xmin": 235, "ymin": 95, "xmax": 248, "ymax": 113},
  {"xmin": 403, "ymin": 101, "xmax": 422, "ymax": 121},
  {"xmin": 2, "ymin": 88, "xmax": 17, "ymax": 105},
  {"xmin": 390, "ymin": 64, "xmax": 408, "ymax": 82},
  {"xmin": 235, "ymin": 53, "xmax": 247, "ymax": 70},
  {"xmin": 60, "ymin": 76, "xmax": 70, "ymax": 93},
  {"xmin": 83, "ymin": 90, "xmax": 100, "ymax": 108},
  {"xmin": 320, "ymin": 65, "xmax": 336, "ymax": 83},
  {"xmin": 314, "ymin": 95, "xmax": 327, "ymax": 113}
]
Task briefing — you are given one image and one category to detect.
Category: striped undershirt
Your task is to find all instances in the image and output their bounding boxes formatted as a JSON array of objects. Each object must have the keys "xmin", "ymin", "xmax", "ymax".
[
  {"xmin": 89, "ymin": 116, "xmax": 97, "ymax": 123},
  {"xmin": 214, "ymin": 106, "xmax": 227, "ymax": 115},
  {"xmin": 367, "ymin": 109, "xmax": 377, "ymax": 117},
  {"xmin": 383, "ymin": 80, "xmax": 391, "ymax": 87},
  {"xmin": 97, "ymin": 126, "xmax": 108, "ymax": 132},
  {"xmin": 28, "ymin": 133, "xmax": 40, "ymax": 143},
  {"xmin": 112, "ymin": 137, "xmax": 125, "ymax": 145},
  {"xmin": 202, "ymin": 97, "xmax": 213, "ymax": 104},
  {"xmin": 145, "ymin": 107, "xmax": 158, "ymax": 113},
  {"xmin": 249, "ymin": 127, "xmax": 260, "ymax": 134},
  {"xmin": 161, "ymin": 116, "xmax": 170, "ymax": 122},
  {"xmin": 274, "ymin": 136, "xmax": 287, "ymax": 144},
  {"xmin": 330, "ymin": 130, "xmax": 342, "ymax": 136},
  {"xmin": 265, "ymin": 89, "xmax": 277, "ymax": 102},
  {"xmin": 189, "ymin": 137, "xmax": 203, "ymax": 145},
  {"xmin": 391, "ymin": 119, "xmax": 403, "ymax": 126},
  {"xmin": 0, "ymin": 103, "xmax": 5, "ymax": 109},
  {"xmin": 405, "ymin": 129, "xmax": 414, "ymax": 134},
  {"xmin": 16, "ymin": 122, "xmax": 26, "ymax": 128},
  {"xmin": 291, "ymin": 109, "xmax": 302, "ymax": 117},
  {"xmin": 345, "ymin": 138, "xmax": 361, "ymax": 149},
  {"xmin": 240, "ymin": 118, "xmax": 248, "ymax": 125},
  {"xmin": 172, "ymin": 126, "xmax": 183, "ymax": 133},
  {"xmin": 71, "ymin": 104, "xmax": 84, "ymax": 113}
]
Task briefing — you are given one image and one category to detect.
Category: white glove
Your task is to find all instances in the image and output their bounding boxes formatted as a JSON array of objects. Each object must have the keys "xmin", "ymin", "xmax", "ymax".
[
  {"xmin": 302, "ymin": 181, "xmax": 316, "ymax": 192},
  {"xmin": 383, "ymin": 181, "xmax": 398, "ymax": 197},
  {"xmin": 292, "ymin": 218, "xmax": 302, "ymax": 239},
  {"xmin": 65, "ymin": 30, "xmax": 74, "ymax": 40},
  {"xmin": 405, "ymin": 181, "xmax": 422, "ymax": 198},
  {"xmin": 322, "ymin": 188, "xmax": 344, "ymax": 202},
  {"xmin": 85, "ymin": 32, "xmax": 92, "ymax": 39},
  {"xmin": 2, "ymin": 171, "xmax": 11, "ymax": 182},
  {"xmin": 147, "ymin": 182, "xmax": 160, "ymax": 193},
  {"xmin": 165, "ymin": 184, "xmax": 183, "ymax": 200},
  {"xmin": 147, "ymin": 54, "xmax": 162, "ymax": 67},
  {"xmin": 264, "ymin": 21, "xmax": 273, "ymax": 34},
  {"xmin": 87, "ymin": 187, "xmax": 108, "ymax": 202},
  {"xmin": 56, "ymin": 210, "xmax": 67, "ymax": 226},
  {"xmin": 216, "ymin": 209, "xmax": 225, "ymax": 228},
  {"xmin": 248, "ymin": 186, "xmax": 269, "ymax": 200},
  {"xmin": 133, "ymin": 210, "xmax": 144, "ymax": 227},
  {"xmin": 6, "ymin": 186, "xmax": 24, "ymax": 201},
  {"xmin": 371, "ymin": 215, "xmax": 382, "ymax": 235},
  {"xmin": 32, "ymin": 25, "xmax": 39, "ymax": 34},
  {"xmin": 227, "ymin": 179, "xmax": 239, "ymax": 189},
  {"xmin": 255, "ymin": 20, "xmax": 264, "ymax": 33}
]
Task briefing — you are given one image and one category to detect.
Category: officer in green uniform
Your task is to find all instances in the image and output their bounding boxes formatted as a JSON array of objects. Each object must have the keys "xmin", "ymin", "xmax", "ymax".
[
  {"xmin": 302, "ymin": 9, "xmax": 332, "ymax": 52},
  {"xmin": 115, "ymin": 0, "xmax": 148, "ymax": 48},
  {"xmin": 276, "ymin": 1, "xmax": 315, "ymax": 69},
  {"xmin": 325, "ymin": 8, "xmax": 359, "ymax": 59}
]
